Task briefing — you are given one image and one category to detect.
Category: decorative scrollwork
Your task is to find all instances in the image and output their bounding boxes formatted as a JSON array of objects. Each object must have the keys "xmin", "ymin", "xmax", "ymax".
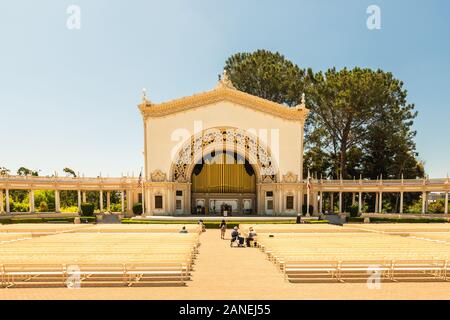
[
  {"xmin": 172, "ymin": 128, "xmax": 276, "ymax": 183},
  {"xmin": 282, "ymin": 172, "xmax": 298, "ymax": 183},
  {"xmin": 150, "ymin": 170, "xmax": 167, "ymax": 182}
]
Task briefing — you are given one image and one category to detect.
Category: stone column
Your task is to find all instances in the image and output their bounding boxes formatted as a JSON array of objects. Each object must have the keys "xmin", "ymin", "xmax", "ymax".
[
  {"xmin": 358, "ymin": 192, "xmax": 362, "ymax": 214},
  {"xmin": 319, "ymin": 191, "xmax": 323, "ymax": 214},
  {"xmin": 305, "ymin": 186, "xmax": 310, "ymax": 217},
  {"xmin": 121, "ymin": 191, "xmax": 125, "ymax": 213},
  {"xmin": 422, "ymin": 191, "xmax": 427, "ymax": 214},
  {"xmin": 399, "ymin": 192, "xmax": 404, "ymax": 214},
  {"xmin": 5, "ymin": 189, "xmax": 10, "ymax": 213},
  {"xmin": 146, "ymin": 188, "xmax": 152, "ymax": 215},
  {"xmin": 444, "ymin": 192, "xmax": 448, "ymax": 214},
  {"xmin": 375, "ymin": 193, "xmax": 379, "ymax": 213},
  {"xmin": 127, "ymin": 189, "xmax": 133, "ymax": 214},
  {"xmin": 77, "ymin": 190, "xmax": 82, "ymax": 213},
  {"xmin": 330, "ymin": 192, "xmax": 334, "ymax": 213},
  {"xmin": 82, "ymin": 191, "xmax": 86, "ymax": 203},
  {"xmin": 99, "ymin": 191, "xmax": 104, "ymax": 212},
  {"xmin": 165, "ymin": 188, "xmax": 170, "ymax": 214},
  {"xmin": 55, "ymin": 190, "xmax": 60, "ymax": 213},
  {"xmin": 187, "ymin": 184, "xmax": 191, "ymax": 215},
  {"xmin": 338, "ymin": 192, "xmax": 342, "ymax": 213},
  {"xmin": 352, "ymin": 193, "xmax": 356, "ymax": 206},
  {"xmin": 312, "ymin": 191, "xmax": 319, "ymax": 215},
  {"xmin": 279, "ymin": 187, "xmax": 283, "ymax": 214},
  {"xmin": 29, "ymin": 190, "xmax": 35, "ymax": 213},
  {"xmin": 379, "ymin": 192, "xmax": 383, "ymax": 213},
  {"xmin": 0, "ymin": 189, "xmax": 4, "ymax": 213},
  {"xmin": 106, "ymin": 191, "xmax": 111, "ymax": 212}
]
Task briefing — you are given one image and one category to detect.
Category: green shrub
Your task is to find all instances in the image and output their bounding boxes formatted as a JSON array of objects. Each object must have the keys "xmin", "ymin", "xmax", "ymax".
[
  {"xmin": 80, "ymin": 202, "xmax": 95, "ymax": 216},
  {"xmin": 133, "ymin": 203, "xmax": 143, "ymax": 215},
  {"xmin": 120, "ymin": 219, "xmax": 297, "ymax": 228},
  {"xmin": 349, "ymin": 204, "xmax": 359, "ymax": 217},
  {"xmin": 428, "ymin": 200, "xmax": 445, "ymax": 214},
  {"xmin": 10, "ymin": 202, "xmax": 29, "ymax": 212},
  {"xmin": 60, "ymin": 206, "xmax": 79, "ymax": 213},
  {"xmin": 38, "ymin": 201, "xmax": 48, "ymax": 212},
  {"xmin": 347, "ymin": 217, "xmax": 448, "ymax": 224},
  {"xmin": 0, "ymin": 216, "xmax": 96, "ymax": 224},
  {"xmin": 110, "ymin": 203, "xmax": 122, "ymax": 212}
]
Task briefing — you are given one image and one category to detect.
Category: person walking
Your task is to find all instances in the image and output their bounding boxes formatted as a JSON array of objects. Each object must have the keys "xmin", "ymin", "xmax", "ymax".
[{"xmin": 219, "ymin": 219, "xmax": 227, "ymax": 239}]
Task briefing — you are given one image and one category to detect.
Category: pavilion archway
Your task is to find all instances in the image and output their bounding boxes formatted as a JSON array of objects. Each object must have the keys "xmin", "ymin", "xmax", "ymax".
[
  {"xmin": 170, "ymin": 127, "xmax": 279, "ymax": 183},
  {"xmin": 170, "ymin": 127, "xmax": 279, "ymax": 215}
]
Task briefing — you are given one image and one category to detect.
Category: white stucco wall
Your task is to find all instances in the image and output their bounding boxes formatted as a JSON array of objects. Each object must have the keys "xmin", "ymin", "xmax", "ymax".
[{"xmin": 144, "ymin": 99, "xmax": 304, "ymax": 182}]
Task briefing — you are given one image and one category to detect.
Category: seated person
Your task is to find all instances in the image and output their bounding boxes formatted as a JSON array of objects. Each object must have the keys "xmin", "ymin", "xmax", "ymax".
[
  {"xmin": 230, "ymin": 226, "xmax": 244, "ymax": 246},
  {"xmin": 179, "ymin": 226, "xmax": 188, "ymax": 233},
  {"xmin": 230, "ymin": 226, "xmax": 239, "ymax": 241},
  {"xmin": 246, "ymin": 227, "xmax": 257, "ymax": 247}
]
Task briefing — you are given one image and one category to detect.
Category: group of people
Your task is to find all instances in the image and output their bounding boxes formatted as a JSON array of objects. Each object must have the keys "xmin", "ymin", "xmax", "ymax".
[
  {"xmin": 220, "ymin": 220, "xmax": 257, "ymax": 247},
  {"xmin": 180, "ymin": 219, "xmax": 257, "ymax": 247}
]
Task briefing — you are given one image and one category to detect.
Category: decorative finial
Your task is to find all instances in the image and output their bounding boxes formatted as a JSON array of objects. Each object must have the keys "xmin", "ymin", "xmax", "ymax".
[
  {"xmin": 295, "ymin": 93, "xmax": 306, "ymax": 110},
  {"xmin": 215, "ymin": 69, "xmax": 235, "ymax": 90},
  {"xmin": 142, "ymin": 88, "xmax": 147, "ymax": 102}
]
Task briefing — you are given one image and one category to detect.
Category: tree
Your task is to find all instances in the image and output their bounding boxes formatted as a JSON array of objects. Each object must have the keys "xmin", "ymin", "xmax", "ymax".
[
  {"xmin": 224, "ymin": 50, "xmax": 423, "ymax": 180},
  {"xmin": 0, "ymin": 166, "xmax": 10, "ymax": 175},
  {"xmin": 63, "ymin": 167, "xmax": 77, "ymax": 177},
  {"xmin": 17, "ymin": 167, "xmax": 39, "ymax": 176},
  {"xmin": 224, "ymin": 50, "xmax": 306, "ymax": 106},
  {"xmin": 306, "ymin": 67, "xmax": 419, "ymax": 179}
]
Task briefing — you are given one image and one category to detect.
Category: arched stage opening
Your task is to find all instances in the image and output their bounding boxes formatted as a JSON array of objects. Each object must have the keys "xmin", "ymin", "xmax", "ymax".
[{"xmin": 191, "ymin": 149, "xmax": 257, "ymax": 215}]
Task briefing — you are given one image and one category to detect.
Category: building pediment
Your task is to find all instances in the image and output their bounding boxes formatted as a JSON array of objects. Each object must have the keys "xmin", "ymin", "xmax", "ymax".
[{"xmin": 138, "ymin": 80, "xmax": 309, "ymax": 122}]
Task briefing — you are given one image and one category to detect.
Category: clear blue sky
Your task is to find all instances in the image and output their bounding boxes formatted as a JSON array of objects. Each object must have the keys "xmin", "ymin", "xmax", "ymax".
[{"xmin": 1, "ymin": 0, "xmax": 449, "ymax": 178}]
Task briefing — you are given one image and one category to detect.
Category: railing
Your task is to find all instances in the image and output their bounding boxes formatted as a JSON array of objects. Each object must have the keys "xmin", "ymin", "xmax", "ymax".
[
  {"xmin": 0, "ymin": 175, "xmax": 448, "ymax": 189},
  {"xmin": 0, "ymin": 175, "xmax": 139, "ymax": 184},
  {"xmin": 311, "ymin": 178, "xmax": 449, "ymax": 186}
]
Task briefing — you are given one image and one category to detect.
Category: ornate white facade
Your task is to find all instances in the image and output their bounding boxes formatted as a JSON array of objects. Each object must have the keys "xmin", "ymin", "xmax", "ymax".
[{"xmin": 139, "ymin": 73, "xmax": 309, "ymax": 215}]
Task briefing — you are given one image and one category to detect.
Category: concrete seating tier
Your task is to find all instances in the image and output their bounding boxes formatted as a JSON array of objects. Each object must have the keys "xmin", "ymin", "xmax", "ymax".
[
  {"xmin": 79, "ymin": 224, "xmax": 202, "ymax": 234},
  {"xmin": 345, "ymin": 223, "xmax": 450, "ymax": 234},
  {"xmin": 0, "ymin": 229, "xmax": 200, "ymax": 288},
  {"xmin": 0, "ymin": 224, "xmax": 92, "ymax": 236},
  {"xmin": 246, "ymin": 224, "xmax": 450, "ymax": 283},
  {"xmin": 0, "ymin": 233, "xmax": 33, "ymax": 243},
  {"xmin": 238, "ymin": 224, "xmax": 359, "ymax": 234}
]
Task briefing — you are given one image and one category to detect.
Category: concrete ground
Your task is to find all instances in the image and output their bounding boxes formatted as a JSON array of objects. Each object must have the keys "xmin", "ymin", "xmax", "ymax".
[{"xmin": 0, "ymin": 229, "xmax": 449, "ymax": 300}]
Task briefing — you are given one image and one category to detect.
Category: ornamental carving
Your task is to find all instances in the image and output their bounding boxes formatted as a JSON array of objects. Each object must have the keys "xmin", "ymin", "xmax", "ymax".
[
  {"xmin": 150, "ymin": 170, "xmax": 167, "ymax": 182},
  {"xmin": 282, "ymin": 172, "xmax": 298, "ymax": 183},
  {"xmin": 172, "ymin": 128, "xmax": 276, "ymax": 183}
]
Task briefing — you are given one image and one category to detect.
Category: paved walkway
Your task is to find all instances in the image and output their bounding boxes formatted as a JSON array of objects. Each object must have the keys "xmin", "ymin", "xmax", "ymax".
[
  {"xmin": 186, "ymin": 229, "xmax": 290, "ymax": 299},
  {"xmin": 0, "ymin": 230, "xmax": 449, "ymax": 300}
]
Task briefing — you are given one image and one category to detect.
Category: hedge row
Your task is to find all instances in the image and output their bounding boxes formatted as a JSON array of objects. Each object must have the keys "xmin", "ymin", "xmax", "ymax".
[
  {"xmin": 0, "ymin": 216, "xmax": 96, "ymax": 224},
  {"xmin": 348, "ymin": 217, "xmax": 449, "ymax": 223},
  {"xmin": 120, "ymin": 219, "xmax": 299, "ymax": 229}
]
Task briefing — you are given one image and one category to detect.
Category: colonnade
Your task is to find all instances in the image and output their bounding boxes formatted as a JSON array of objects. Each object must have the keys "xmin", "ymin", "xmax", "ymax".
[
  {"xmin": 313, "ymin": 190, "xmax": 449, "ymax": 214},
  {"xmin": 0, "ymin": 188, "xmax": 134, "ymax": 214}
]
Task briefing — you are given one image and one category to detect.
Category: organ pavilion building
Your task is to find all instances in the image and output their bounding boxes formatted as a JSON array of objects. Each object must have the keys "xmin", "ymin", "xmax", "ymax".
[
  {"xmin": 1, "ymin": 73, "xmax": 447, "ymax": 217},
  {"xmin": 139, "ymin": 71, "xmax": 309, "ymax": 216}
]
